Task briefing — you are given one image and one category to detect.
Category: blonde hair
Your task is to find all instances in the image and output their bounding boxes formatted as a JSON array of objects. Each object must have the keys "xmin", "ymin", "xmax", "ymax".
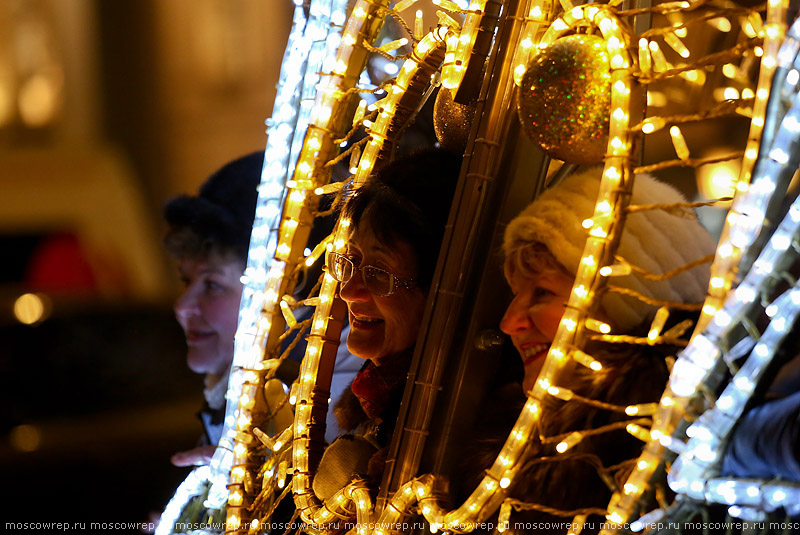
[
  {"xmin": 502, "ymin": 167, "xmax": 715, "ymax": 331},
  {"xmin": 503, "ymin": 240, "xmax": 571, "ymax": 284}
]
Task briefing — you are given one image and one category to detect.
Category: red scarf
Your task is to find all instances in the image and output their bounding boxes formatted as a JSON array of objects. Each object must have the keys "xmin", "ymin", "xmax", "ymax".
[{"xmin": 350, "ymin": 354, "xmax": 412, "ymax": 422}]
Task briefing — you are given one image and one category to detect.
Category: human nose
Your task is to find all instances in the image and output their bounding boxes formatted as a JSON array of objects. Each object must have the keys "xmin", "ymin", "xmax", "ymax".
[
  {"xmin": 339, "ymin": 268, "xmax": 370, "ymax": 303},
  {"xmin": 500, "ymin": 294, "xmax": 532, "ymax": 335},
  {"xmin": 174, "ymin": 285, "xmax": 201, "ymax": 323}
]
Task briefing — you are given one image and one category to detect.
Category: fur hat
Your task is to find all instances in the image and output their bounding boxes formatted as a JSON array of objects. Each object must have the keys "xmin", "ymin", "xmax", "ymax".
[
  {"xmin": 164, "ymin": 151, "xmax": 263, "ymax": 262},
  {"xmin": 504, "ymin": 167, "xmax": 716, "ymax": 332}
]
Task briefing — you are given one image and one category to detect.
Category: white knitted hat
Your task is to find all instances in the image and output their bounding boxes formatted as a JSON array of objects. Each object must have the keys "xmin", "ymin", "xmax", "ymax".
[{"xmin": 504, "ymin": 167, "xmax": 716, "ymax": 332}]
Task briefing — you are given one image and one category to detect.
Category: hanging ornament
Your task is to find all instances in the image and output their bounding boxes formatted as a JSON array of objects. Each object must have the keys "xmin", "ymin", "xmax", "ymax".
[
  {"xmin": 516, "ymin": 34, "xmax": 611, "ymax": 164},
  {"xmin": 433, "ymin": 86, "xmax": 477, "ymax": 152}
]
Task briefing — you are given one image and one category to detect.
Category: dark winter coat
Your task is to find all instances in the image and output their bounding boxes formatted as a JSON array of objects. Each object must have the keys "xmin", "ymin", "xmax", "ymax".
[
  {"xmin": 722, "ymin": 355, "xmax": 800, "ymax": 481},
  {"xmin": 312, "ymin": 353, "xmax": 411, "ymax": 501},
  {"xmin": 454, "ymin": 335, "xmax": 677, "ymax": 535}
]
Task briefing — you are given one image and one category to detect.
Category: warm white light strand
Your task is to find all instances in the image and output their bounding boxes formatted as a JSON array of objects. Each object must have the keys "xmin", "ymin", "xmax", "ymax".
[
  {"xmin": 292, "ymin": 24, "xmax": 451, "ymax": 527},
  {"xmin": 608, "ymin": 5, "xmax": 793, "ymax": 527},
  {"xmin": 668, "ymin": 199, "xmax": 800, "ymax": 511},
  {"xmin": 158, "ymin": 3, "xmax": 349, "ymax": 530}
]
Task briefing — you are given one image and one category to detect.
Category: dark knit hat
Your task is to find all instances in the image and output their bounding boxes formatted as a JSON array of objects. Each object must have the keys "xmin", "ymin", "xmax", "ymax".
[
  {"xmin": 341, "ymin": 148, "xmax": 462, "ymax": 289},
  {"xmin": 164, "ymin": 151, "xmax": 263, "ymax": 261}
]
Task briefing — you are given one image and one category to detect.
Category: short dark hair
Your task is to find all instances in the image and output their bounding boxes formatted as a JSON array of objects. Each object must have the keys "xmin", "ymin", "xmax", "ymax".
[
  {"xmin": 341, "ymin": 149, "xmax": 461, "ymax": 290},
  {"xmin": 163, "ymin": 152, "xmax": 263, "ymax": 263}
]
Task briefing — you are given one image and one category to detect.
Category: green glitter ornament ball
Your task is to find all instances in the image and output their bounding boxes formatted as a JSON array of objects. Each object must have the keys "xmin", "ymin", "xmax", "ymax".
[{"xmin": 517, "ymin": 34, "xmax": 611, "ymax": 164}]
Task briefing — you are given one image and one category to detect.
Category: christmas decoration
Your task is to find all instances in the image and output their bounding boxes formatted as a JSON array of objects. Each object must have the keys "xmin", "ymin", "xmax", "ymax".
[
  {"xmin": 517, "ymin": 34, "xmax": 611, "ymax": 164},
  {"xmin": 433, "ymin": 85, "xmax": 476, "ymax": 151}
]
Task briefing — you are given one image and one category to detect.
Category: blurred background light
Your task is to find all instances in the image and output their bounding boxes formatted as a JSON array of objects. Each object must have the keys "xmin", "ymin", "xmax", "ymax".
[
  {"xmin": 13, "ymin": 292, "xmax": 51, "ymax": 325},
  {"xmin": 697, "ymin": 150, "xmax": 739, "ymax": 205},
  {"xmin": 10, "ymin": 424, "xmax": 42, "ymax": 452}
]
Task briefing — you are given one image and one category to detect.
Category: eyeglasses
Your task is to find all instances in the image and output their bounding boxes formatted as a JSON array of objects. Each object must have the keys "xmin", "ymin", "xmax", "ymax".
[{"xmin": 327, "ymin": 251, "xmax": 417, "ymax": 297}]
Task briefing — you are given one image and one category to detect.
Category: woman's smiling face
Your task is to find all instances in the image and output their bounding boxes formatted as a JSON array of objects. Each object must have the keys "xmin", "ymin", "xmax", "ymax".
[
  {"xmin": 500, "ymin": 268, "xmax": 574, "ymax": 391},
  {"xmin": 338, "ymin": 225, "xmax": 428, "ymax": 366},
  {"xmin": 173, "ymin": 254, "xmax": 245, "ymax": 376}
]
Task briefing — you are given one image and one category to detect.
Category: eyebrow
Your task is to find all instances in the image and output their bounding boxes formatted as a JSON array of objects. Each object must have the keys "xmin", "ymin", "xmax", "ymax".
[
  {"xmin": 177, "ymin": 264, "xmax": 225, "ymax": 277},
  {"xmin": 346, "ymin": 235, "xmax": 411, "ymax": 274},
  {"xmin": 371, "ymin": 244, "xmax": 396, "ymax": 257},
  {"xmin": 353, "ymin": 236, "xmax": 400, "ymax": 256}
]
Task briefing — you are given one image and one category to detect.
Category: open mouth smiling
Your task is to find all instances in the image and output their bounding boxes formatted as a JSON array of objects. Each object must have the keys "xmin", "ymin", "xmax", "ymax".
[{"xmin": 522, "ymin": 343, "xmax": 549, "ymax": 366}]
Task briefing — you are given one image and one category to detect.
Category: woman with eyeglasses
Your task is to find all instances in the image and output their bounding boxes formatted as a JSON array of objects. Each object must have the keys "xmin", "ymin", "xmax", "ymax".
[{"xmin": 312, "ymin": 148, "xmax": 461, "ymax": 503}]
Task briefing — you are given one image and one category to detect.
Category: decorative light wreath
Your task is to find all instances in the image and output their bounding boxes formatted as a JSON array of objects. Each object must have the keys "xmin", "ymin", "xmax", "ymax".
[{"xmin": 491, "ymin": 6, "xmax": 639, "ymax": 534}]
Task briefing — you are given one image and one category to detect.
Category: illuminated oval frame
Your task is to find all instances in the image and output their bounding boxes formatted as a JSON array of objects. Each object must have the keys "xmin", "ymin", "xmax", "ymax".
[
  {"xmin": 225, "ymin": 0, "xmax": 395, "ymax": 531},
  {"xmin": 438, "ymin": 7, "xmax": 638, "ymax": 532},
  {"xmin": 603, "ymin": 0, "xmax": 791, "ymax": 528},
  {"xmin": 290, "ymin": 24, "xmax": 452, "ymax": 530},
  {"xmin": 321, "ymin": 7, "xmax": 638, "ymax": 535}
]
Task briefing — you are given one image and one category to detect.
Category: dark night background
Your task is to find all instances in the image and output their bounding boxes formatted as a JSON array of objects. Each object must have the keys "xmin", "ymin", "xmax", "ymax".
[{"xmin": 0, "ymin": 0, "xmax": 292, "ymax": 531}]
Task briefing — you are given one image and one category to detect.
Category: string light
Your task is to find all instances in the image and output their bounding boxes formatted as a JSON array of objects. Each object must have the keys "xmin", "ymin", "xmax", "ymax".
[
  {"xmin": 289, "ymin": 21, "xmax": 453, "ymax": 529},
  {"xmin": 160, "ymin": 2, "xmax": 356, "ymax": 533},
  {"xmin": 214, "ymin": 0, "xmax": 786, "ymax": 533}
]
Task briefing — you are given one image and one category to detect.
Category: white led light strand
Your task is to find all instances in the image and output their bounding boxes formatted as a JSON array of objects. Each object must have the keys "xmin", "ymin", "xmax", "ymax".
[
  {"xmin": 608, "ymin": 6, "xmax": 797, "ymax": 530},
  {"xmin": 157, "ymin": 2, "xmax": 349, "ymax": 532},
  {"xmin": 157, "ymin": 466, "xmax": 216, "ymax": 535},
  {"xmin": 667, "ymin": 198, "xmax": 800, "ymax": 517}
]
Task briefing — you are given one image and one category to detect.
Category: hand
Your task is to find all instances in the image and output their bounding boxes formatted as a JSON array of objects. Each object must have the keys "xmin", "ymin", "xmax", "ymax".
[
  {"xmin": 171, "ymin": 445, "xmax": 216, "ymax": 467},
  {"xmin": 141, "ymin": 511, "xmax": 160, "ymax": 533}
]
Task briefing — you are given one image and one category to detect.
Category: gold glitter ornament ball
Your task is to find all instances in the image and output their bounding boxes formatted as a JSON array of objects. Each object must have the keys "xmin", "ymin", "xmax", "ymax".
[
  {"xmin": 433, "ymin": 86, "xmax": 476, "ymax": 152},
  {"xmin": 517, "ymin": 34, "xmax": 611, "ymax": 164}
]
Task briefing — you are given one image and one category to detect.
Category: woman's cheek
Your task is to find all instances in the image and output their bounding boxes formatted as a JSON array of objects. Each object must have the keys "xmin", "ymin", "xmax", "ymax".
[{"xmin": 533, "ymin": 302, "xmax": 568, "ymax": 342}]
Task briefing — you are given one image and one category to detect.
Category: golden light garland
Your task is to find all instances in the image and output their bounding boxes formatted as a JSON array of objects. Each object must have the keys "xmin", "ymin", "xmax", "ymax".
[
  {"xmin": 603, "ymin": 1, "xmax": 784, "ymax": 530},
  {"xmin": 226, "ymin": 0, "xmax": 393, "ymax": 532},
  {"xmin": 507, "ymin": 7, "xmax": 638, "ymax": 532},
  {"xmin": 291, "ymin": 23, "xmax": 451, "ymax": 531}
]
